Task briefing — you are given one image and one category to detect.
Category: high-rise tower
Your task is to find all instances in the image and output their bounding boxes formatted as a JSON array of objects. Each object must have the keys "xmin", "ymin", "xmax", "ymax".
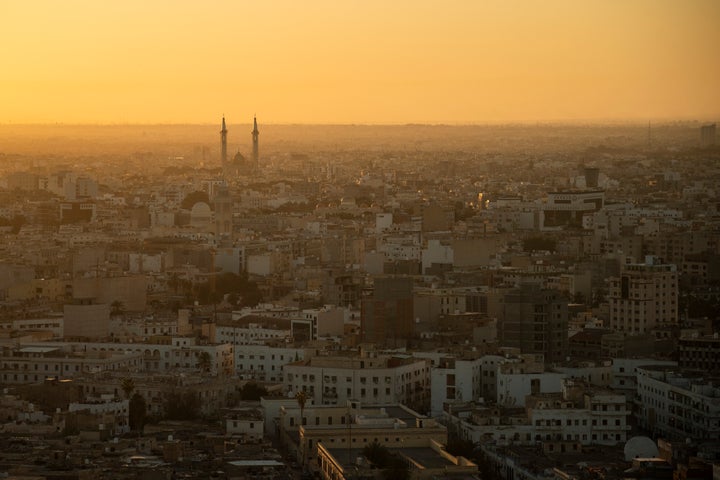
[
  {"xmin": 220, "ymin": 116, "xmax": 228, "ymax": 172},
  {"xmin": 251, "ymin": 115, "xmax": 259, "ymax": 170}
]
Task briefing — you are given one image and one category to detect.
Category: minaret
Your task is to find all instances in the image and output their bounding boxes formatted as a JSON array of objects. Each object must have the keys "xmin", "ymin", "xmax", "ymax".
[
  {"xmin": 251, "ymin": 115, "xmax": 259, "ymax": 171},
  {"xmin": 221, "ymin": 116, "xmax": 228, "ymax": 173}
]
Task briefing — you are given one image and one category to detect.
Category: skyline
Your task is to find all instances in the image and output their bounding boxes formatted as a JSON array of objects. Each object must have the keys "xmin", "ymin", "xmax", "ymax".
[{"xmin": 2, "ymin": 0, "xmax": 720, "ymax": 124}]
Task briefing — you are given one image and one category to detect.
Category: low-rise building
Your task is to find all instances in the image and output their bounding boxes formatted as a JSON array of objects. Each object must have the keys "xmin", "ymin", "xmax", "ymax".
[
  {"xmin": 284, "ymin": 350, "xmax": 430, "ymax": 412},
  {"xmin": 636, "ymin": 366, "xmax": 720, "ymax": 441}
]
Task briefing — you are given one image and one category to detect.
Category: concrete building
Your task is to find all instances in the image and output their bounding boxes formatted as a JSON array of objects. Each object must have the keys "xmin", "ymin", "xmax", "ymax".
[
  {"xmin": 317, "ymin": 439, "xmax": 478, "ymax": 480},
  {"xmin": 284, "ymin": 351, "xmax": 430, "ymax": 412},
  {"xmin": 361, "ymin": 276, "xmax": 414, "ymax": 345},
  {"xmin": 540, "ymin": 190, "xmax": 604, "ymax": 230},
  {"xmin": 495, "ymin": 359, "xmax": 567, "ymax": 408},
  {"xmin": 430, "ymin": 356, "xmax": 483, "ymax": 417},
  {"xmin": 677, "ymin": 332, "xmax": 720, "ymax": 372},
  {"xmin": 225, "ymin": 407, "xmax": 264, "ymax": 441},
  {"xmin": 63, "ymin": 301, "xmax": 110, "ymax": 339},
  {"xmin": 636, "ymin": 366, "xmax": 720, "ymax": 441},
  {"xmin": 700, "ymin": 123, "xmax": 716, "ymax": 146},
  {"xmin": 446, "ymin": 380, "xmax": 629, "ymax": 448},
  {"xmin": 278, "ymin": 402, "xmax": 454, "ymax": 473},
  {"xmin": 0, "ymin": 345, "xmax": 144, "ymax": 384},
  {"xmin": 495, "ymin": 284, "xmax": 568, "ymax": 364},
  {"xmin": 608, "ymin": 257, "xmax": 679, "ymax": 335},
  {"xmin": 610, "ymin": 357, "xmax": 677, "ymax": 401},
  {"xmin": 233, "ymin": 344, "xmax": 305, "ymax": 382}
]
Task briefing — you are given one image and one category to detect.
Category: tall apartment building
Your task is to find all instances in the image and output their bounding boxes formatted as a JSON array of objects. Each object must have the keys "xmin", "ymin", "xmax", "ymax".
[
  {"xmin": 608, "ymin": 257, "xmax": 678, "ymax": 335},
  {"xmin": 361, "ymin": 276, "xmax": 414, "ymax": 345},
  {"xmin": 495, "ymin": 284, "xmax": 568, "ymax": 364},
  {"xmin": 677, "ymin": 333, "xmax": 720, "ymax": 372}
]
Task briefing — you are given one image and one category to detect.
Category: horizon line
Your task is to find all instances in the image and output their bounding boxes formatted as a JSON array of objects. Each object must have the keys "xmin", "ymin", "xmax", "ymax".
[{"xmin": 1, "ymin": 118, "xmax": 718, "ymax": 128}]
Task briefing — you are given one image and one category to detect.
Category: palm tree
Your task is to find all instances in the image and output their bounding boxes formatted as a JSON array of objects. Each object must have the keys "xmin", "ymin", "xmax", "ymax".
[
  {"xmin": 121, "ymin": 377, "xmax": 135, "ymax": 399},
  {"xmin": 198, "ymin": 351, "xmax": 212, "ymax": 373},
  {"xmin": 295, "ymin": 390, "xmax": 308, "ymax": 467},
  {"xmin": 111, "ymin": 300, "xmax": 126, "ymax": 316},
  {"xmin": 295, "ymin": 390, "xmax": 308, "ymax": 426}
]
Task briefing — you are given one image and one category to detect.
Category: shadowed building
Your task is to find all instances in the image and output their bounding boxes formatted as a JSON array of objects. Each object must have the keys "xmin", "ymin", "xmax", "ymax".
[
  {"xmin": 495, "ymin": 284, "xmax": 568, "ymax": 364},
  {"xmin": 700, "ymin": 123, "xmax": 716, "ymax": 146},
  {"xmin": 361, "ymin": 276, "xmax": 414, "ymax": 345}
]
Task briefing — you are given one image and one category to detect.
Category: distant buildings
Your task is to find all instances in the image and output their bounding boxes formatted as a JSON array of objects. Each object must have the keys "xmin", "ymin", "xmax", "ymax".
[
  {"xmin": 220, "ymin": 115, "xmax": 260, "ymax": 179},
  {"xmin": 700, "ymin": 123, "xmax": 716, "ymax": 146}
]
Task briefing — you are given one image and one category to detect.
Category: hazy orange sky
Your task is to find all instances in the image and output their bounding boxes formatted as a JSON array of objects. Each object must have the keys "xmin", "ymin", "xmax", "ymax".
[{"xmin": 2, "ymin": 0, "xmax": 719, "ymax": 124}]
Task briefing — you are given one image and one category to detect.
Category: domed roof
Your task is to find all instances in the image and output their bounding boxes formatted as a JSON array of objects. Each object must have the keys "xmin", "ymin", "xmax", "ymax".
[
  {"xmin": 233, "ymin": 151, "xmax": 246, "ymax": 162},
  {"xmin": 190, "ymin": 201, "xmax": 212, "ymax": 216},
  {"xmin": 624, "ymin": 436, "xmax": 658, "ymax": 461}
]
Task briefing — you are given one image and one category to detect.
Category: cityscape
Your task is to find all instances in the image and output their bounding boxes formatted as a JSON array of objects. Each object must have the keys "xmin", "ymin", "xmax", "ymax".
[{"xmin": 1, "ymin": 2, "xmax": 720, "ymax": 480}]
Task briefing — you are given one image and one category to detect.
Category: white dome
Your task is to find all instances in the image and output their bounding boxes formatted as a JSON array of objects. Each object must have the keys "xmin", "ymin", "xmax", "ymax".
[{"xmin": 624, "ymin": 436, "xmax": 658, "ymax": 461}]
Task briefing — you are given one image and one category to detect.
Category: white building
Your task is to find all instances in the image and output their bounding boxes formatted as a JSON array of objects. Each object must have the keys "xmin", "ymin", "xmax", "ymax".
[
  {"xmin": 610, "ymin": 358, "xmax": 677, "ymax": 401},
  {"xmin": 284, "ymin": 353, "xmax": 430, "ymax": 411},
  {"xmin": 234, "ymin": 344, "xmax": 305, "ymax": 382},
  {"xmin": 0, "ymin": 345, "xmax": 144, "ymax": 384},
  {"xmin": 430, "ymin": 356, "xmax": 483, "ymax": 417},
  {"xmin": 8, "ymin": 337, "xmax": 233, "ymax": 378},
  {"xmin": 215, "ymin": 321, "xmax": 292, "ymax": 346},
  {"xmin": 448, "ymin": 380, "xmax": 629, "ymax": 447},
  {"xmin": 225, "ymin": 408, "xmax": 264, "ymax": 442},
  {"xmin": 496, "ymin": 360, "xmax": 567, "ymax": 408},
  {"xmin": 68, "ymin": 395, "xmax": 129, "ymax": 435},
  {"xmin": 636, "ymin": 366, "xmax": 720, "ymax": 441}
]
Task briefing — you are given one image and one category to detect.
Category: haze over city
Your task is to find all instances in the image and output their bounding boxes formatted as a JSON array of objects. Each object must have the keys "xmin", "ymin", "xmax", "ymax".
[
  {"xmin": 2, "ymin": 0, "xmax": 720, "ymax": 124},
  {"xmin": 1, "ymin": 2, "xmax": 720, "ymax": 480}
]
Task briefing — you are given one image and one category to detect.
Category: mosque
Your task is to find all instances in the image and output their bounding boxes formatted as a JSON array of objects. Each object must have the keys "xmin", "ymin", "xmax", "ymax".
[{"xmin": 220, "ymin": 116, "xmax": 259, "ymax": 178}]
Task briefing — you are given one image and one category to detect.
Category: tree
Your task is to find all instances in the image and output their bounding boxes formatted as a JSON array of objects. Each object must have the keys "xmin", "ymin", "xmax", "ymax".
[
  {"xmin": 362, "ymin": 441, "xmax": 409, "ymax": 480},
  {"xmin": 111, "ymin": 300, "xmax": 126, "ymax": 316},
  {"xmin": 295, "ymin": 390, "xmax": 308, "ymax": 426},
  {"xmin": 197, "ymin": 351, "xmax": 212, "ymax": 373},
  {"xmin": 239, "ymin": 382, "xmax": 268, "ymax": 401},
  {"xmin": 363, "ymin": 440, "xmax": 390, "ymax": 467},
  {"xmin": 129, "ymin": 393, "xmax": 147, "ymax": 434},
  {"xmin": 168, "ymin": 273, "xmax": 180, "ymax": 294},
  {"xmin": 164, "ymin": 392, "xmax": 201, "ymax": 420},
  {"xmin": 121, "ymin": 377, "xmax": 135, "ymax": 399},
  {"xmin": 383, "ymin": 455, "xmax": 410, "ymax": 480},
  {"xmin": 522, "ymin": 236, "xmax": 557, "ymax": 253},
  {"xmin": 192, "ymin": 272, "xmax": 263, "ymax": 307},
  {"xmin": 445, "ymin": 437, "xmax": 475, "ymax": 459},
  {"xmin": 181, "ymin": 190, "xmax": 210, "ymax": 210}
]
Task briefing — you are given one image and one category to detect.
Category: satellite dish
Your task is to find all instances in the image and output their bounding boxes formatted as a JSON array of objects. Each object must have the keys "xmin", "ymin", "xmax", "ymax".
[{"xmin": 624, "ymin": 436, "xmax": 658, "ymax": 461}]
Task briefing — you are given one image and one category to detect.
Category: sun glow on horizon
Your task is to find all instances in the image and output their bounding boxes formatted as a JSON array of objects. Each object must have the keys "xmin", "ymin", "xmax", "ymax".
[{"xmin": 1, "ymin": 0, "xmax": 719, "ymax": 124}]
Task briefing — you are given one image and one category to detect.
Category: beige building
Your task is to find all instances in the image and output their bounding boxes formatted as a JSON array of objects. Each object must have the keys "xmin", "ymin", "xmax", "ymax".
[
  {"xmin": 0, "ymin": 345, "xmax": 144, "ymax": 384},
  {"xmin": 279, "ymin": 403, "xmax": 447, "ymax": 466},
  {"xmin": 608, "ymin": 257, "xmax": 678, "ymax": 336},
  {"xmin": 64, "ymin": 302, "xmax": 110, "ymax": 339}
]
